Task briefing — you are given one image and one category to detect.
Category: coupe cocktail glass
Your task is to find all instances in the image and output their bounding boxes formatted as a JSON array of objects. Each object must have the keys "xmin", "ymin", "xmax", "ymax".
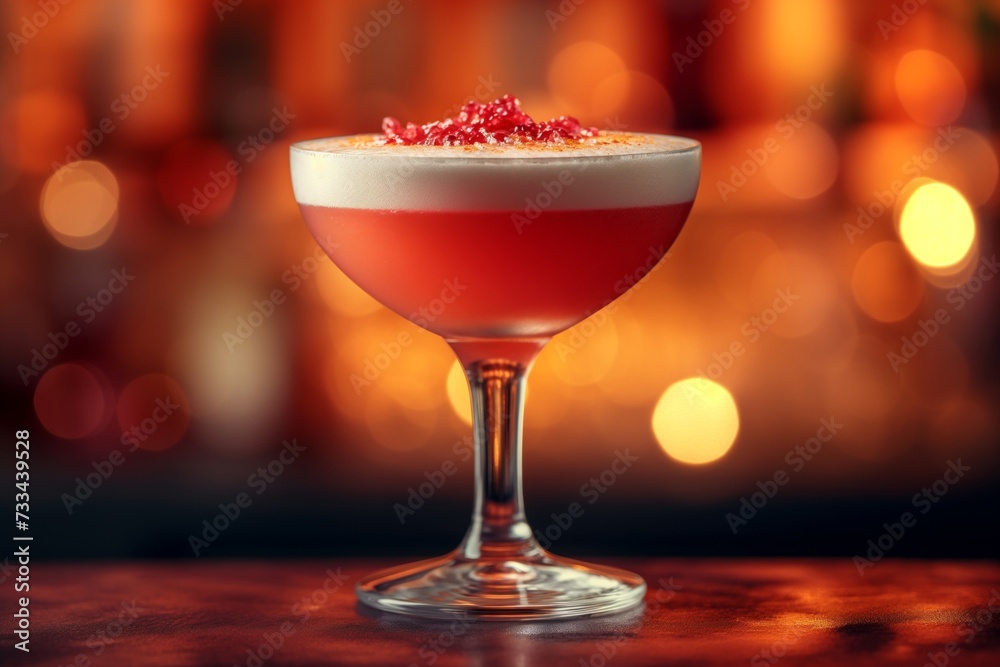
[{"xmin": 290, "ymin": 132, "xmax": 701, "ymax": 620}]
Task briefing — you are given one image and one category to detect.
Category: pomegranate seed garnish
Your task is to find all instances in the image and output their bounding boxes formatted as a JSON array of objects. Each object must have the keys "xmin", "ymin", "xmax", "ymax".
[{"xmin": 378, "ymin": 95, "xmax": 599, "ymax": 146}]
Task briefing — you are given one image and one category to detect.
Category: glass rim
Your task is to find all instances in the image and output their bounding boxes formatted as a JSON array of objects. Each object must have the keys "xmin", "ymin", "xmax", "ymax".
[{"xmin": 290, "ymin": 132, "xmax": 701, "ymax": 164}]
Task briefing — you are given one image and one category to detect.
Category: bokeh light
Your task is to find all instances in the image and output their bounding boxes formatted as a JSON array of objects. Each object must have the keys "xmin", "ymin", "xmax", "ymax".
[
  {"xmin": 385, "ymin": 375, "xmax": 443, "ymax": 413},
  {"xmin": 941, "ymin": 128, "xmax": 999, "ymax": 206},
  {"xmin": 548, "ymin": 41, "xmax": 627, "ymax": 119},
  {"xmin": 895, "ymin": 50, "xmax": 967, "ymax": 126},
  {"xmin": 842, "ymin": 125, "xmax": 997, "ymax": 209},
  {"xmin": 116, "ymin": 374, "xmax": 191, "ymax": 452},
  {"xmin": 315, "ymin": 265, "xmax": 383, "ymax": 318},
  {"xmin": 550, "ymin": 316, "xmax": 619, "ymax": 386},
  {"xmin": 851, "ymin": 242, "xmax": 925, "ymax": 323},
  {"xmin": 765, "ymin": 122, "xmax": 839, "ymax": 200},
  {"xmin": 34, "ymin": 363, "xmax": 112, "ymax": 440},
  {"xmin": 172, "ymin": 286, "xmax": 289, "ymax": 455},
  {"xmin": 760, "ymin": 0, "xmax": 845, "ymax": 86},
  {"xmin": 841, "ymin": 124, "xmax": 932, "ymax": 206},
  {"xmin": 378, "ymin": 342, "xmax": 446, "ymax": 413},
  {"xmin": 40, "ymin": 161, "xmax": 119, "ymax": 250},
  {"xmin": 446, "ymin": 360, "xmax": 472, "ymax": 425},
  {"xmin": 899, "ymin": 182, "xmax": 976, "ymax": 269},
  {"xmin": 652, "ymin": 378, "xmax": 739, "ymax": 465},
  {"xmin": 591, "ymin": 71, "xmax": 674, "ymax": 129},
  {"xmin": 365, "ymin": 392, "xmax": 436, "ymax": 452}
]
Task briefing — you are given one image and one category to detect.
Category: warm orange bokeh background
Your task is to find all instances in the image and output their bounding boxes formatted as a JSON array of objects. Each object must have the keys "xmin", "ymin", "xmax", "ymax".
[{"xmin": 1, "ymin": 0, "xmax": 997, "ymax": 556}]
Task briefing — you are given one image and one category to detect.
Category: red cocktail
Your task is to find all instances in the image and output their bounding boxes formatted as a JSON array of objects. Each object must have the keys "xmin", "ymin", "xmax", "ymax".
[
  {"xmin": 290, "ymin": 96, "xmax": 701, "ymax": 620},
  {"xmin": 298, "ymin": 203, "xmax": 691, "ymax": 340}
]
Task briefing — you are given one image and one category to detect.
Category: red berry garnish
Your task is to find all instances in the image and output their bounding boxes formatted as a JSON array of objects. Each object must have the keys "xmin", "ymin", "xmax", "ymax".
[{"xmin": 378, "ymin": 95, "xmax": 599, "ymax": 146}]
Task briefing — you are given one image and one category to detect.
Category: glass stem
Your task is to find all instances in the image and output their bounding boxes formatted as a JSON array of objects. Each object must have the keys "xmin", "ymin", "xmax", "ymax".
[{"xmin": 455, "ymin": 358, "xmax": 542, "ymax": 561}]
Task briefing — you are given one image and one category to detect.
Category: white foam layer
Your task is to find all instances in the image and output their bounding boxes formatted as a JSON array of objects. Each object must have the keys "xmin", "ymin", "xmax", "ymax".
[{"xmin": 290, "ymin": 132, "xmax": 700, "ymax": 211}]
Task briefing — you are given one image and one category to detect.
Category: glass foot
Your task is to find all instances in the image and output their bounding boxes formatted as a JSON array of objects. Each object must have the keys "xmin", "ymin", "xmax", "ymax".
[{"xmin": 356, "ymin": 550, "xmax": 646, "ymax": 621}]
